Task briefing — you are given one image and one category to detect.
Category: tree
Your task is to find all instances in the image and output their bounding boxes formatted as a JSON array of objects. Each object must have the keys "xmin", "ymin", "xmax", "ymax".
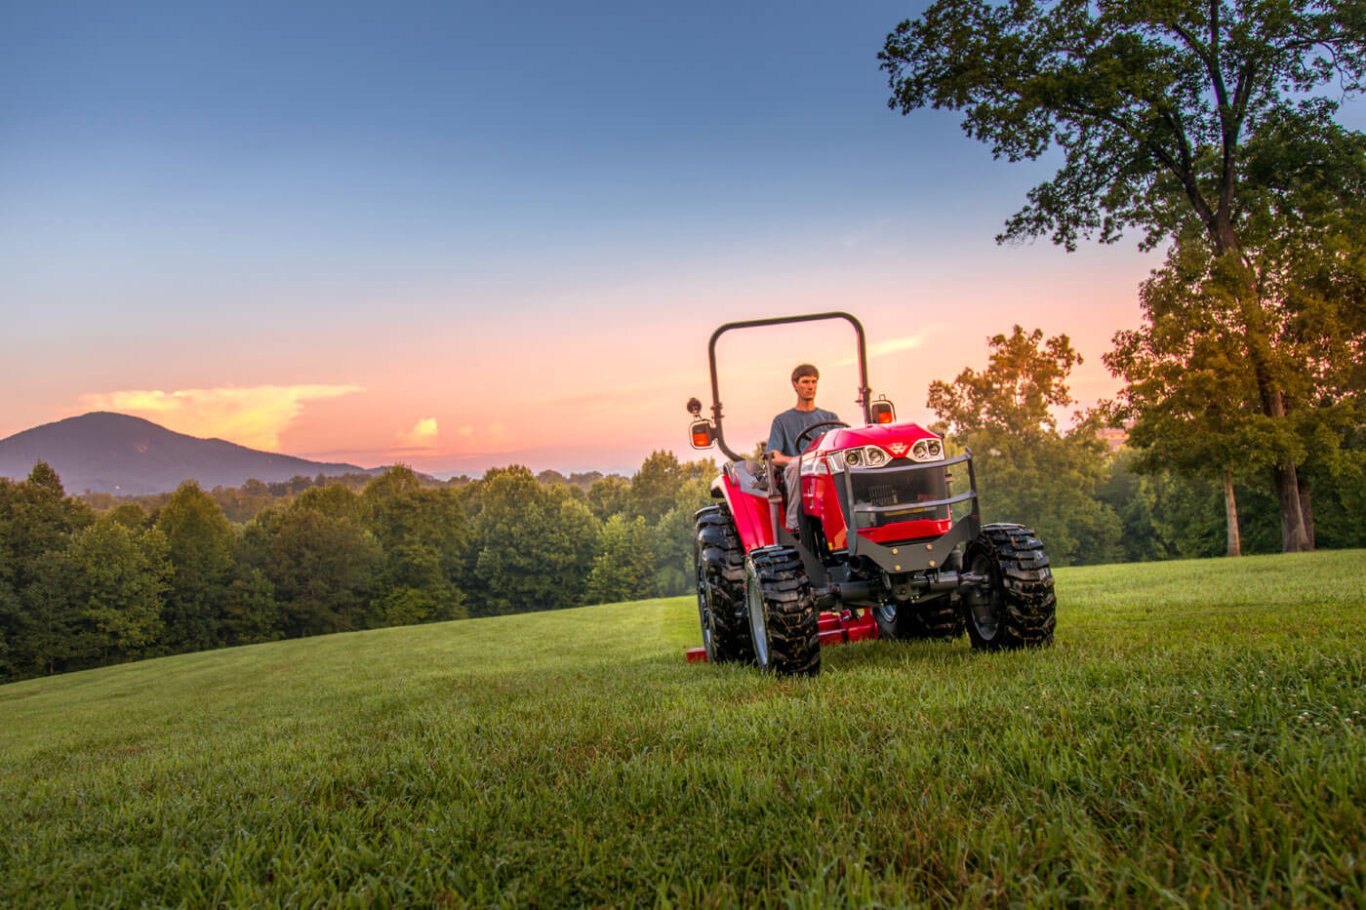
[
  {"xmin": 1106, "ymin": 120, "xmax": 1366, "ymax": 553},
  {"xmin": 650, "ymin": 476, "xmax": 714, "ymax": 597},
  {"xmin": 881, "ymin": 0, "xmax": 1366, "ymax": 551},
  {"xmin": 220, "ymin": 565, "xmax": 281, "ymax": 645},
  {"xmin": 631, "ymin": 451, "xmax": 688, "ymax": 523},
  {"xmin": 471, "ymin": 466, "xmax": 600, "ymax": 615},
  {"xmin": 155, "ymin": 481, "xmax": 236, "ymax": 652},
  {"xmin": 266, "ymin": 504, "xmax": 380, "ymax": 636},
  {"xmin": 583, "ymin": 515, "xmax": 656, "ymax": 605},
  {"xmin": 362, "ymin": 467, "xmax": 470, "ymax": 625},
  {"xmin": 64, "ymin": 519, "xmax": 170, "ymax": 664},
  {"xmin": 587, "ymin": 475, "xmax": 633, "ymax": 522},
  {"xmin": 0, "ymin": 465, "xmax": 93, "ymax": 677},
  {"xmin": 929, "ymin": 327, "xmax": 1122, "ymax": 565}
]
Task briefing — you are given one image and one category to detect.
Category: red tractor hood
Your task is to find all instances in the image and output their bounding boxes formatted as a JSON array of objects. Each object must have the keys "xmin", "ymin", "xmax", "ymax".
[{"xmin": 809, "ymin": 422, "xmax": 941, "ymax": 456}]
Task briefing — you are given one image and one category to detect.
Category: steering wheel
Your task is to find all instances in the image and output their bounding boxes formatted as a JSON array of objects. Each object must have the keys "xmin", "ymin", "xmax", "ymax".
[{"xmin": 794, "ymin": 420, "xmax": 849, "ymax": 452}]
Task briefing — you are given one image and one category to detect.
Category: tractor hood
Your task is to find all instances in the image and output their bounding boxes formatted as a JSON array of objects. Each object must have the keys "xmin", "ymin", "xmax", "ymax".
[{"xmin": 810, "ymin": 422, "xmax": 941, "ymax": 457}]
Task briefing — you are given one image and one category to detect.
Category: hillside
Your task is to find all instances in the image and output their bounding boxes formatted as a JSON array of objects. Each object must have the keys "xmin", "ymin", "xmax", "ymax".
[
  {"xmin": 1, "ymin": 552, "xmax": 1362, "ymax": 906},
  {"xmin": 0, "ymin": 412, "xmax": 371, "ymax": 495}
]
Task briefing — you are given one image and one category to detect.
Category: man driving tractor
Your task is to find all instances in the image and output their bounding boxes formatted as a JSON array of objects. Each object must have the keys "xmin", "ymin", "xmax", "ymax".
[{"xmin": 767, "ymin": 363, "xmax": 839, "ymax": 530}]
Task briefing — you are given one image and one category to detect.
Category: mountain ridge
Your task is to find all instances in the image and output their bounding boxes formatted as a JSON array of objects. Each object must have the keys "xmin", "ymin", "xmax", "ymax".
[{"xmin": 0, "ymin": 412, "xmax": 375, "ymax": 495}]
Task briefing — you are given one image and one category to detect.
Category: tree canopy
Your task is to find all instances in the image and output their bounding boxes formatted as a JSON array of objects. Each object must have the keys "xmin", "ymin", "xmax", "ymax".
[
  {"xmin": 882, "ymin": 0, "xmax": 1366, "ymax": 552},
  {"xmin": 882, "ymin": 0, "xmax": 1365, "ymax": 254}
]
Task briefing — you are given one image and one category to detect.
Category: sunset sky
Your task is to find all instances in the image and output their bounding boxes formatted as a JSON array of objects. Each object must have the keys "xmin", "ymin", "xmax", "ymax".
[{"xmin": 6, "ymin": 2, "xmax": 1360, "ymax": 476}]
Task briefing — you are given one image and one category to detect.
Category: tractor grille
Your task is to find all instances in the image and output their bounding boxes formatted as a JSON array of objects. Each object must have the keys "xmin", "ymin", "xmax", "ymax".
[{"xmin": 848, "ymin": 464, "xmax": 950, "ymax": 529}]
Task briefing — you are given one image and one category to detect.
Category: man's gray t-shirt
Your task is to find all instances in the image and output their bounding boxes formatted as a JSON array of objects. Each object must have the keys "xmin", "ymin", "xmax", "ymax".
[{"xmin": 767, "ymin": 407, "xmax": 841, "ymax": 458}]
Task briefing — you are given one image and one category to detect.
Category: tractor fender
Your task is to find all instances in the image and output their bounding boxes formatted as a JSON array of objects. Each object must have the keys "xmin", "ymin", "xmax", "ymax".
[{"xmin": 716, "ymin": 471, "xmax": 774, "ymax": 553}]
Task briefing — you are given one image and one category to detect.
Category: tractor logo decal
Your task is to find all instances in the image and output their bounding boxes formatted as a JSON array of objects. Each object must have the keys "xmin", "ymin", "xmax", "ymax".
[{"xmin": 888, "ymin": 442, "xmax": 909, "ymax": 456}]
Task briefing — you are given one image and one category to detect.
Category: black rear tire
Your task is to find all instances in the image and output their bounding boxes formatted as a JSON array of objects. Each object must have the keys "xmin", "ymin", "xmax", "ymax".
[
  {"xmin": 694, "ymin": 505, "xmax": 752, "ymax": 663},
  {"xmin": 743, "ymin": 546, "xmax": 820, "ymax": 676},
  {"xmin": 961, "ymin": 523, "xmax": 1056, "ymax": 651}
]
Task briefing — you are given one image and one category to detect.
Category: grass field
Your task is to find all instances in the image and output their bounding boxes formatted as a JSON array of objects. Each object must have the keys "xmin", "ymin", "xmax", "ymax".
[{"xmin": 1, "ymin": 551, "xmax": 1363, "ymax": 907}]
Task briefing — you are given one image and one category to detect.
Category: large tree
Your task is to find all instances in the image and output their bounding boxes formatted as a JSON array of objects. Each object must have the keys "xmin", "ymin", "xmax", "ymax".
[
  {"xmin": 928, "ymin": 326, "xmax": 1122, "ymax": 564},
  {"xmin": 881, "ymin": 0, "xmax": 1365, "ymax": 551}
]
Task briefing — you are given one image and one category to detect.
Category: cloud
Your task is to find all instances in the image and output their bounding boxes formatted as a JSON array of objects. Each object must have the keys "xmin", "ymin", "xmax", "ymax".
[
  {"xmin": 78, "ymin": 384, "xmax": 363, "ymax": 450},
  {"xmin": 831, "ymin": 334, "xmax": 925, "ymax": 366},
  {"xmin": 398, "ymin": 417, "xmax": 439, "ymax": 448}
]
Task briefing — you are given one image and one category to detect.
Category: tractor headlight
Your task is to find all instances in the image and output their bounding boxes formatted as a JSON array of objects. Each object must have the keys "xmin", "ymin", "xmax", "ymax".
[
  {"xmin": 834, "ymin": 446, "xmax": 893, "ymax": 470},
  {"xmin": 910, "ymin": 439, "xmax": 945, "ymax": 462}
]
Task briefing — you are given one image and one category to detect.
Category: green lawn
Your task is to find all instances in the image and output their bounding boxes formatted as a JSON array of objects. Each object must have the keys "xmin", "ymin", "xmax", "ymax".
[{"xmin": 2, "ymin": 552, "xmax": 1363, "ymax": 907}]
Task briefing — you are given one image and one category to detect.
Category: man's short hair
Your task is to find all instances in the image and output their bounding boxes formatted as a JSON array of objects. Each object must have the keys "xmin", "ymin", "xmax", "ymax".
[{"xmin": 791, "ymin": 364, "xmax": 820, "ymax": 383}]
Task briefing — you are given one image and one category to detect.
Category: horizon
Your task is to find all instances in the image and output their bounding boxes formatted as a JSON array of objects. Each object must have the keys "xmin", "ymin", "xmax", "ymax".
[{"xmin": 5, "ymin": 2, "xmax": 1362, "ymax": 477}]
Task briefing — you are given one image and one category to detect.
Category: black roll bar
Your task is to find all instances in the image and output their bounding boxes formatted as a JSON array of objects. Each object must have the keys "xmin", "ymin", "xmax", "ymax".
[{"xmin": 706, "ymin": 312, "xmax": 872, "ymax": 462}]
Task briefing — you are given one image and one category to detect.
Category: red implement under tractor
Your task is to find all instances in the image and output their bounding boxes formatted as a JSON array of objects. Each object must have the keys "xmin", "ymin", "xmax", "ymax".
[{"xmin": 686, "ymin": 312, "xmax": 1056, "ymax": 675}]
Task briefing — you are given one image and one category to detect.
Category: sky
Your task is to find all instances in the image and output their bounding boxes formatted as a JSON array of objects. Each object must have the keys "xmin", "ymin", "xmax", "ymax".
[{"xmin": 4, "ymin": 2, "xmax": 1357, "ymax": 477}]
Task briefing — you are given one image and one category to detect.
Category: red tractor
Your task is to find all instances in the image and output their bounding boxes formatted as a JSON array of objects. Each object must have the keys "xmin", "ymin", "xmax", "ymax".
[{"xmin": 687, "ymin": 312, "xmax": 1055, "ymax": 675}]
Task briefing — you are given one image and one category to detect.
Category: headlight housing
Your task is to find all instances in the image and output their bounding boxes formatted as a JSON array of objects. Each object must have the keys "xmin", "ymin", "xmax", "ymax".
[
  {"xmin": 829, "ymin": 439, "xmax": 944, "ymax": 470},
  {"xmin": 911, "ymin": 438, "xmax": 944, "ymax": 461},
  {"xmin": 830, "ymin": 445, "xmax": 890, "ymax": 470}
]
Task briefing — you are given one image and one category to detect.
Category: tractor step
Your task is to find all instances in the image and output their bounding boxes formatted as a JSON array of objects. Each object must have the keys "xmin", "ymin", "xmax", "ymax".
[{"xmin": 686, "ymin": 609, "xmax": 878, "ymax": 662}]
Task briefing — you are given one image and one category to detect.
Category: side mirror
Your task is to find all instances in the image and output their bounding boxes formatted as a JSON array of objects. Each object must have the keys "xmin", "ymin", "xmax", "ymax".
[
  {"xmin": 689, "ymin": 418, "xmax": 716, "ymax": 449},
  {"xmin": 870, "ymin": 395, "xmax": 896, "ymax": 425}
]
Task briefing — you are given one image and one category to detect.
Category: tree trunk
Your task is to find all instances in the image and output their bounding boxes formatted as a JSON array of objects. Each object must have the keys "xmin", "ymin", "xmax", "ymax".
[
  {"xmin": 1273, "ymin": 462, "xmax": 1314, "ymax": 552},
  {"xmin": 1298, "ymin": 473, "xmax": 1316, "ymax": 549},
  {"xmin": 1257, "ymin": 382, "xmax": 1313, "ymax": 554},
  {"xmin": 1223, "ymin": 469, "xmax": 1241, "ymax": 557}
]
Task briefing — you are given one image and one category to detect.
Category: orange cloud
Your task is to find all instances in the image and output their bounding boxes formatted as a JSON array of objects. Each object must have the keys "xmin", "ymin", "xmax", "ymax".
[
  {"xmin": 78, "ymin": 384, "xmax": 363, "ymax": 450},
  {"xmin": 398, "ymin": 417, "xmax": 439, "ymax": 448}
]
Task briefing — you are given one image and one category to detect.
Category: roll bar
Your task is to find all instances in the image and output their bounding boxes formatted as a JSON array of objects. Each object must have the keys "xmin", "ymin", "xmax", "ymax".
[{"xmin": 705, "ymin": 312, "xmax": 872, "ymax": 462}]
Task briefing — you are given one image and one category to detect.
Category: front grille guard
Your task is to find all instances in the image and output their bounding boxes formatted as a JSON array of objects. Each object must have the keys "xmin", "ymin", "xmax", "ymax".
[{"xmin": 833, "ymin": 451, "xmax": 981, "ymax": 575}]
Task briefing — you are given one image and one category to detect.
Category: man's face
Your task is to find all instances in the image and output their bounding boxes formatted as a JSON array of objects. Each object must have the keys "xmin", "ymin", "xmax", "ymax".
[{"xmin": 793, "ymin": 374, "xmax": 818, "ymax": 403}]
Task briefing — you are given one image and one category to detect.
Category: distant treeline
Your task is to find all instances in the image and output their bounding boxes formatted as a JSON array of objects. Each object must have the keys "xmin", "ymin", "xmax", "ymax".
[
  {"xmin": 0, "ymin": 453, "xmax": 713, "ymax": 683},
  {"xmin": 1, "ymin": 442, "xmax": 1362, "ymax": 683}
]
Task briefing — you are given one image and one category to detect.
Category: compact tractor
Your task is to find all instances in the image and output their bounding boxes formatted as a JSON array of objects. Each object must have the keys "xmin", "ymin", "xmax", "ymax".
[{"xmin": 686, "ymin": 312, "xmax": 1055, "ymax": 675}]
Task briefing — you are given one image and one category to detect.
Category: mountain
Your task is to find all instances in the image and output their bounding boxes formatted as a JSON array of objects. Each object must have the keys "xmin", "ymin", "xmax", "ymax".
[{"xmin": 0, "ymin": 412, "xmax": 373, "ymax": 496}]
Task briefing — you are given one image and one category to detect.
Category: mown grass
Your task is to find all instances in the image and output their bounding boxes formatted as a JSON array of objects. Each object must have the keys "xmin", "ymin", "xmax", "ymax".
[{"xmin": 1, "ymin": 551, "xmax": 1362, "ymax": 908}]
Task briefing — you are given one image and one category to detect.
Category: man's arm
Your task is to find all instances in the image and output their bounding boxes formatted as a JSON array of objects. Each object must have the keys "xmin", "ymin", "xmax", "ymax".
[{"xmin": 766, "ymin": 415, "xmax": 789, "ymax": 466}]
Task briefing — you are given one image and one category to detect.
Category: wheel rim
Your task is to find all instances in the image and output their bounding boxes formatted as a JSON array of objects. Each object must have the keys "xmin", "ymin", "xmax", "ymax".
[
  {"xmin": 966, "ymin": 552, "xmax": 1000, "ymax": 640},
  {"xmin": 746, "ymin": 563, "xmax": 770, "ymax": 668},
  {"xmin": 696, "ymin": 560, "xmax": 714, "ymax": 658}
]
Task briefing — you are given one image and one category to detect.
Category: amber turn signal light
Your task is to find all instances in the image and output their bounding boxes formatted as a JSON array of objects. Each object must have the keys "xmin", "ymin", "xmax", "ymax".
[{"xmin": 689, "ymin": 418, "xmax": 715, "ymax": 449}]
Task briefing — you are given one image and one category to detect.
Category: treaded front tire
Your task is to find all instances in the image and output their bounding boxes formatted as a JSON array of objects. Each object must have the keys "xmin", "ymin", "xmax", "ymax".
[
  {"xmin": 961, "ymin": 523, "xmax": 1056, "ymax": 651},
  {"xmin": 744, "ymin": 545, "xmax": 820, "ymax": 676},
  {"xmin": 694, "ymin": 505, "xmax": 752, "ymax": 663}
]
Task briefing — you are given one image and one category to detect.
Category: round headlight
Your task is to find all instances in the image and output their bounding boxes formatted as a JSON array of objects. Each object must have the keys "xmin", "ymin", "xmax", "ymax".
[
  {"xmin": 844, "ymin": 449, "xmax": 862, "ymax": 467},
  {"xmin": 864, "ymin": 446, "xmax": 889, "ymax": 467},
  {"xmin": 927, "ymin": 439, "xmax": 943, "ymax": 458}
]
